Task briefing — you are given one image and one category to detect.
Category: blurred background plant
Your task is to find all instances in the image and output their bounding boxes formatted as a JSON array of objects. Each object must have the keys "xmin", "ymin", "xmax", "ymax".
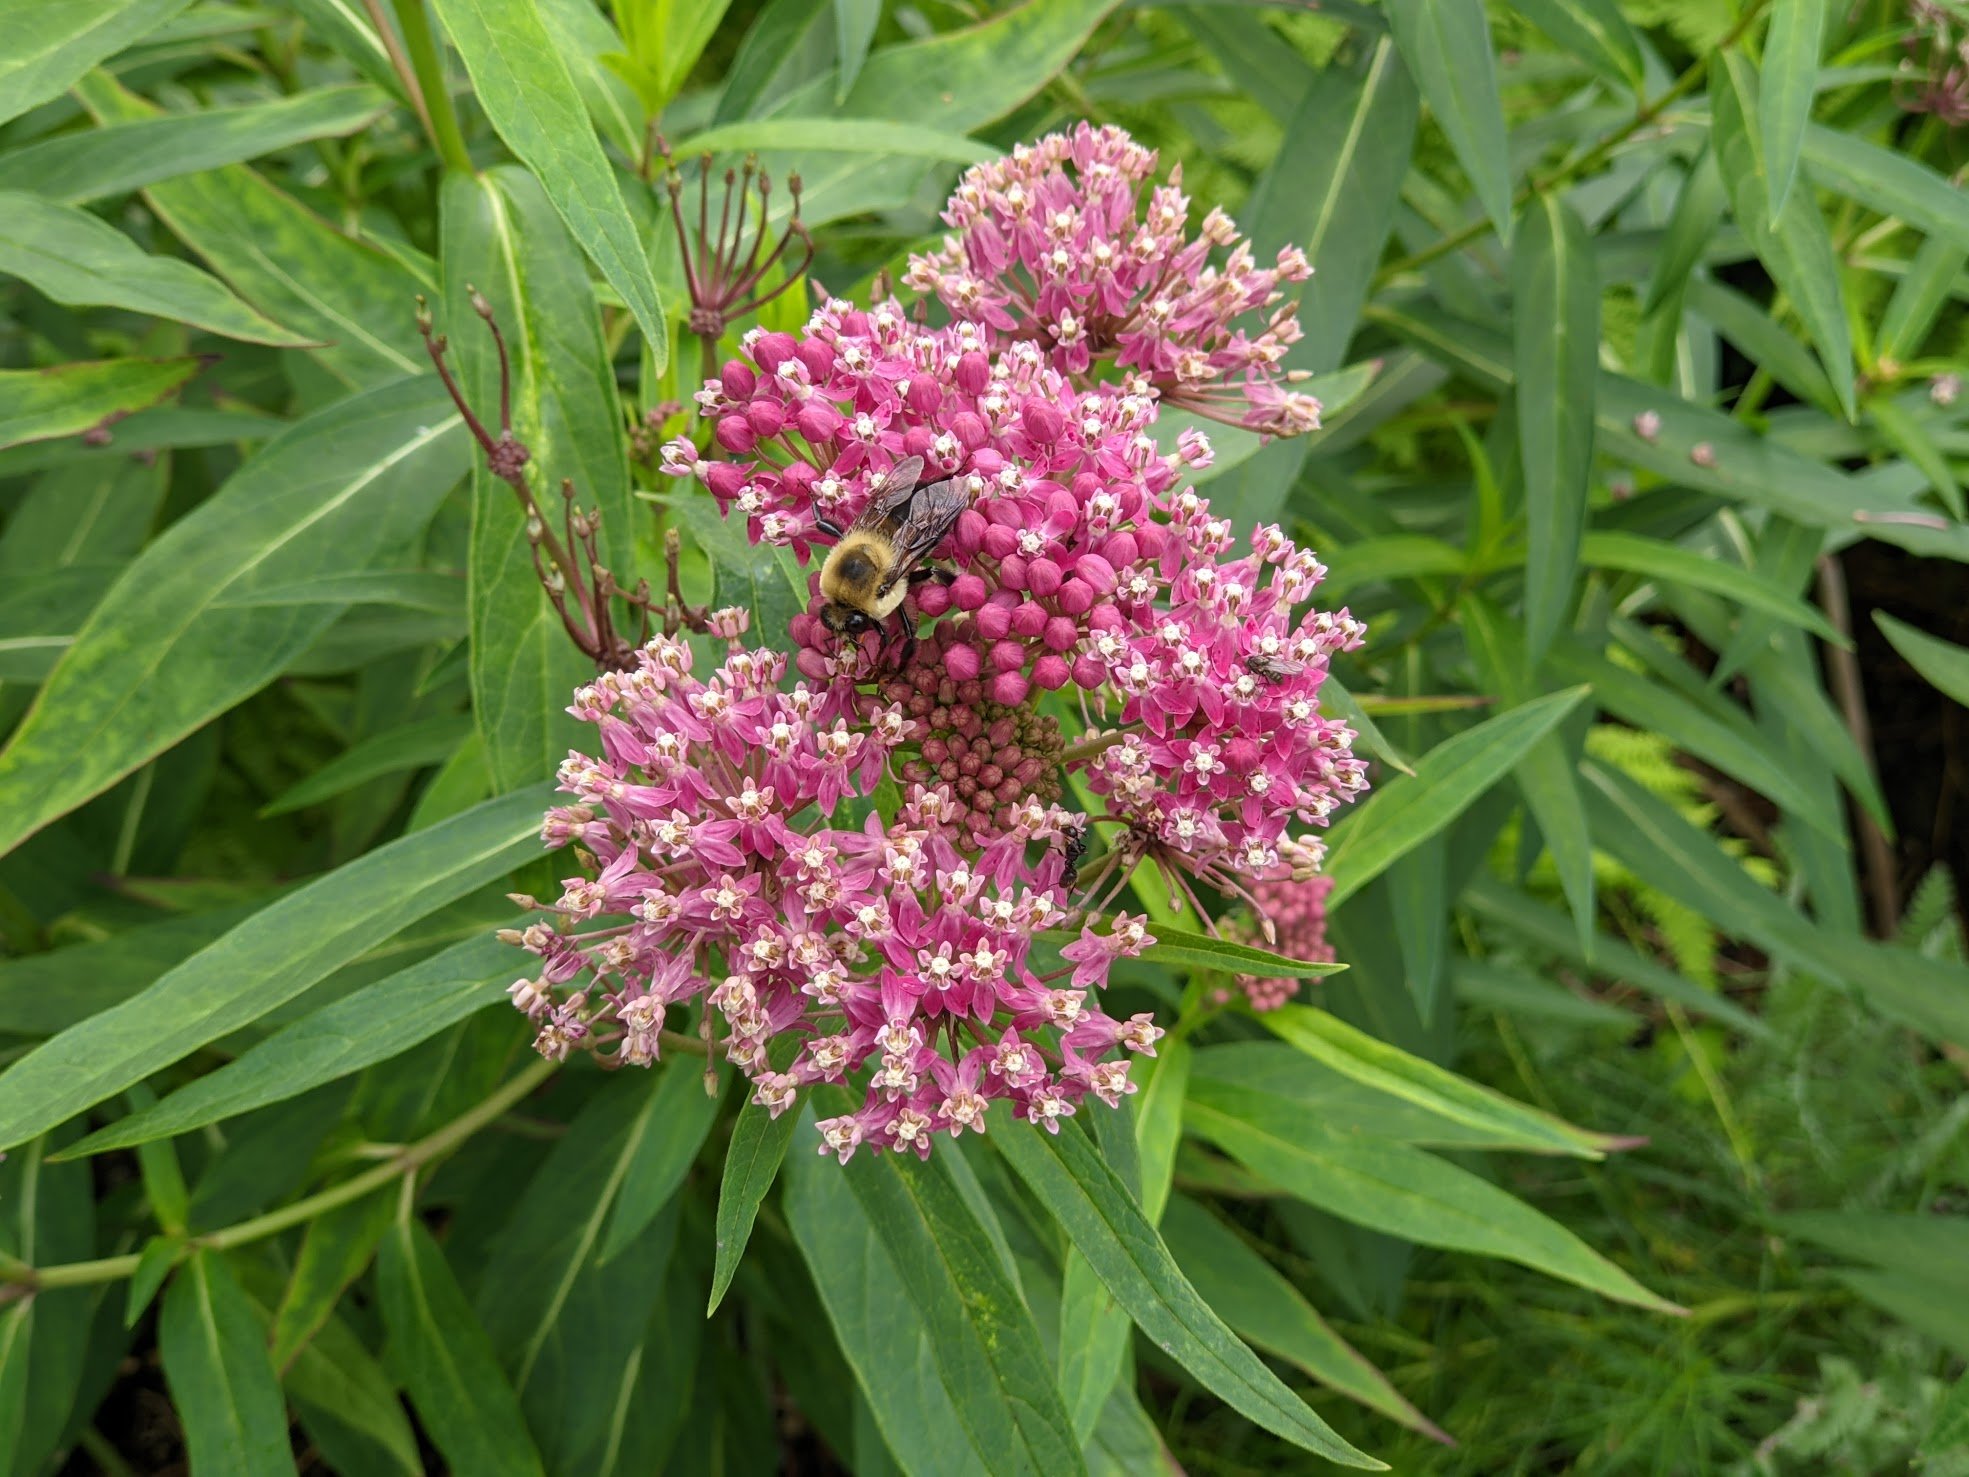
[{"xmin": 0, "ymin": 0, "xmax": 1965, "ymax": 1473}]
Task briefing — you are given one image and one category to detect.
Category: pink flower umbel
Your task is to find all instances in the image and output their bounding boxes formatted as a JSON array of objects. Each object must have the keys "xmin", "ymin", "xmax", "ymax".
[
  {"xmin": 1231, "ymin": 874, "xmax": 1336, "ymax": 1011},
  {"xmin": 503, "ymin": 633, "xmax": 1164, "ymax": 1159},
  {"xmin": 904, "ymin": 123, "xmax": 1322, "ymax": 436}
]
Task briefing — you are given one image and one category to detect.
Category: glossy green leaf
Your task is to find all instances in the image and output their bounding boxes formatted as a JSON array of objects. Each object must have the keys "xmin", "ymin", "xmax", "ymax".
[
  {"xmin": 1509, "ymin": 0, "xmax": 1643, "ymax": 89},
  {"xmin": 1580, "ymin": 531, "xmax": 1844, "ymax": 642},
  {"xmin": 272, "ymin": 1189, "xmax": 395, "ymax": 1369},
  {"xmin": 63, "ymin": 933, "xmax": 513, "ymax": 1156},
  {"xmin": 1322, "ymin": 686, "xmax": 1590, "ymax": 908},
  {"xmin": 1709, "ymin": 54, "xmax": 1853, "ymax": 418},
  {"xmin": 1762, "ymin": 0, "xmax": 1827, "ymax": 220},
  {"xmin": 0, "ymin": 357, "xmax": 204, "ymax": 452},
  {"xmin": 429, "ymin": 0, "xmax": 669, "ymax": 365},
  {"xmin": 991, "ymin": 1112, "xmax": 1383, "ymax": 1469},
  {"xmin": 598, "ymin": 1060, "xmax": 726, "ymax": 1263},
  {"xmin": 536, "ymin": 0, "xmax": 643, "ymax": 155},
  {"xmin": 707, "ymin": 1080, "xmax": 803, "ymax": 1314},
  {"xmin": 76, "ymin": 72, "xmax": 429, "ymax": 391},
  {"xmin": 0, "ymin": 1127, "xmax": 95, "ymax": 1475},
  {"xmin": 1259, "ymin": 1004, "xmax": 1613, "ymax": 1157},
  {"xmin": 670, "ymin": 493, "xmax": 809, "ymax": 651},
  {"xmin": 127, "ymin": 1236, "xmax": 185, "ymax": 1326},
  {"xmin": 1878, "ymin": 233, "xmax": 1966, "ymax": 364},
  {"xmin": 0, "ymin": 84, "xmax": 387, "ymax": 204},
  {"xmin": 1162, "ymin": 1195, "xmax": 1450, "ymax": 1442},
  {"xmin": 1514, "ymin": 191, "xmax": 1598, "ymax": 662},
  {"xmin": 262, "ymin": 713, "xmax": 473, "ymax": 816},
  {"xmin": 1877, "ymin": 612, "xmax": 1969, "ymax": 708},
  {"xmin": 378, "ymin": 1218, "xmax": 547, "ymax": 1477},
  {"xmin": 1383, "ymin": 0, "xmax": 1512, "ymax": 241},
  {"xmin": 1186, "ymin": 1081, "xmax": 1679, "ymax": 1313},
  {"xmin": 0, "ymin": 378, "xmax": 464, "ymax": 858},
  {"xmin": 0, "ymin": 0, "xmax": 191, "ymax": 126},
  {"xmin": 158, "ymin": 1252, "xmax": 298, "ymax": 1477},
  {"xmin": 671, "ymin": 116, "xmax": 995, "ymax": 162},
  {"xmin": 0, "ymin": 787, "xmax": 546, "ymax": 1151},
  {"xmin": 282, "ymin": 1304, "xmax": 424, "ymax": 1477},
  {"xmin": 1641, "ymin": 146, "xmax": 1727, "ymax": 315},
  {"xmin": 0, "ymin": 193, "xmax": 317, "ymax": 345},
  {"xmin": 1801, "ymin": 123, "xmax": 1969, "ymax": 243},
  {"xmin": 1118, "ymin": 923, "xmax": 1348, "ymax": 979},
  {"xmin": 833, "ymin": 0, "xmax": 881, "ymax": 100},
  {"xmin": 440, "ymin": 166, "xmax": 629, "ymax": 790},
  {"xmin": 1687, "ymin": 275, "xmax": 1842, "ymax": 416}
]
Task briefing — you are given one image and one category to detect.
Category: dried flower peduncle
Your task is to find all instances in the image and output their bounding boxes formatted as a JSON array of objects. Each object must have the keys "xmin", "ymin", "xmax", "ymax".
[
  {"xmin": 417, "ymin": 293, "xmax": 673, "ymax": 670},
  {"xmin": 660, "ymin": 140, "xmax": 816, "ymax": 377}
]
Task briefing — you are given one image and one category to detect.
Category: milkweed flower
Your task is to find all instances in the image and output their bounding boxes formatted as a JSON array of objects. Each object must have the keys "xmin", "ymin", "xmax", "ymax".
[
  {"xmin": 904, "ymin": 122, "xmax": 1321, "ymax": 436},
  {"xmin": 1232, "ymin": 873, "xmax": 1336, "ymax": 1011},
  {"xmin": 501, "ymin": 634, "xmax": 1164, "ymax": 1159}
]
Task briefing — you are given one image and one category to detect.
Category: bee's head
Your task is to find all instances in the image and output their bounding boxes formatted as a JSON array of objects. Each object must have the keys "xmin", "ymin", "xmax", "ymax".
[{"xmin": 820, "ymin": 602, "xmax": 877, "ymax": 639}]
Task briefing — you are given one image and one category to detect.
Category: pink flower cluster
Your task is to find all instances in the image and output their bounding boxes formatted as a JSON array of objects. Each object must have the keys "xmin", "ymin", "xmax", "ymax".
[
  {"xmin": 903, "ymin": 123, "xmax": 1321, "ymax": 436},
  {"xmin": 1233, "ymin": 875, "xmax": 1336, "ymax": 1011},
  {"xmin": 504, "ymin": 632, "xmax": 1165, "ymax": 1160}
]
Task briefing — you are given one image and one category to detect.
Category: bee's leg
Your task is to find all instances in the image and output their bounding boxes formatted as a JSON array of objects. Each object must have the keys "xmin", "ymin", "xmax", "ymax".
[
  {"xmin": 907, "ymin": 565, "xmax": 957, "ymax": 587},
  {"xmin": 814, "ymin": 515, "xmax": 845, "ymax": 540},
  {"xmin": 880, "ymin": 612, "xmax": 918, "ymax": 674}
]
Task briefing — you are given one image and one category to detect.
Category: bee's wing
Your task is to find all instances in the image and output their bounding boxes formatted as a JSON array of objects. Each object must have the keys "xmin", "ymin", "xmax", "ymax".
[
  {"xmin": 846, "ymin": 455, "xmax": 926, "ymax": 534},
  {"xmin": 876, "ymin": 476, "xmax": 972, "ymax": 595}
]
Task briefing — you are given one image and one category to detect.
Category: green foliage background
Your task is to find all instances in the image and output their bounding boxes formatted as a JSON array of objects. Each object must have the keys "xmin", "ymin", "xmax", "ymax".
[{"xmin": 0, "ymin": 0, "xmax": 1965, "ymax": 1471}]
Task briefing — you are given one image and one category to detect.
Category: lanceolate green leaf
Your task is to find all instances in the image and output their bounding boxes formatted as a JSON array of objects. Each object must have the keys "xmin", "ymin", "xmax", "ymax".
[
  {"xmin": 1186, "ymin": 1081, "xmax": 1680, "ymax": 1313},
  {"xmin": 1322, "ymin": 686, "xmax": 1590, "ymax": 907},
  {"xmin": 62, "ymin": 933, "xmax": 514, "ymax": 1156},
  {"xmin": 1509, "ymin": 0, "xmax": 1643, "ymax": 90},
  {"xmin": 0, "ymin": 84, "xmax": 387, "ymax": 204},
  {"xmin": 0, "ymin": 378, "xmax": 465, "ymax": 858},
  {"xmin": 1800, "ymin": 123, "xmax": 1969, "ymax": 243},
  {"xmin": 1161, "ymin": 1195, "xmax": 1450, "ymax": 1442},
  {"xmin": 1513, "ymin": 191, "xmax": 1598, "ymax": 662},
  {"xmin": 668, "ymin": 117, "xmax": 996, "ymax": 162},
  {"xmin": 0, "ymin": 787, "xmax": 548, "ymax": 1152},
  {"xmin": 1091, "ymin": 923, "xmax": 1346, "ymax": 980},
  {"xmin": 441, "ymin": 166, "xmax": 629, "ymax": 790},
  {"xmin": 0, "ymin": 357, "xmax": 204, "ymax": 451},
  {"xmin": 597, "ymin": 1060, "xmax": 726, "ymax": 1264},
  {"xmin": 0, "ymin": 0, "xmax": 191, "ymax": 126},
  {"xmin": 378, "ymin": 1219, "xmax": 547, "ymax": 1477},
  {"xmin": 1580, "ymin": 531, "xmax": 1844, "ymax": 642},
  {"xmin": 1875, "ymin": 613, "xmax": 1969, "ymax": 708},
  {"xmin": 991, "ymin": 1113, "xmax": 1383, "ymax": 1469},
  {"xmin": 429, "ymin": 0, "xmax": 669, "ymax": 366},
  {"xmin": 158, "ymin": 1253, "xmax": 299, "ymax": 1477},
  {"xmin": 272, "ymin": 1190, "xmax": 395, "ymax": 1369},
  {"xmin": 262, "ymin": 713, "xmax": 474, "ymax": 816},
  {"xmin": 1383, "ymin": 0, "xmax": 1512, "ymax": 241},
  {"xmin": 1762, "ymin": 0, "xmax": 1827, "ymax": 221},
  {"xmin": 707, "ymin": 1085, "xmax": 803, "ymax": 1313},
  {"xmin": 0, "ymin": 193, "xmax": 316, "ymax": 345},
  {"xmin": 1709, "ymin": 54, "xmax": 1854, "ymax": 418}
]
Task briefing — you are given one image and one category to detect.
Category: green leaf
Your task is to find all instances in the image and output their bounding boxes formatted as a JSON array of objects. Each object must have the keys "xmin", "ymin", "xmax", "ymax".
[
  {"xmin": 272, "ymin": 1190, "xmax": 395, "ymax": 1369},
  {"xmin": 75, "ymin": 72, "xmax": 429, "ymax": 392},
  {"xmin": 1509, "ymin": 0, "xmax": 1643, "ymax": 89},
  {"xmin": 262, "ymin": 713, "xmax": 474, "ymax": 816},
  {"xmin": 991, "ymin": 1114, "xmax": 1384, "ymax": 1469},
  {"xmin": 282, "ymin": 1305, "xmax": 424, "ymax": 1477},
  {"xmin": 808, "ymin": 1094, "xmax": 1087, "ymax": 1477},
  {"xmin": 0, "ymin": 377, "xmax": 464, "ymax": 858},
  {"xmin": 1867, "ymin": 395, "xmax": 1963, "ymax": 521},
  {"xmin": 670, "ymin": 493, "xmax": 810, "ymax": 651},
  {"xmin": 1641, "ymin": 147, "xmax": 1727, "ymax": 315},
  {"xmin": 0, "ymin": 84, "xmax": 387, "ymax": 204},
  {"xmin": 1186, "ymin": 1081, "xmax": 1680, "ymax": 1313},
  {"xmin": 1580, "ymin": 531, "xmax": 1844, "ymax": 643},
  {"xmin": 1322, "ymin": 686, "xmax": 1590, "ymax": 908},
  {"xmin": 1876, "ymin": 612, "xmax": 1969, "ymax": 708},
  {"xmin": 1878, "ymin": 233, "xmax": 1965, "ymax": 364},
  {"xmin": 1775, "ymin": 1210, "xmax": 1969, "ymax": 1287},
  {"xmin": 1161, "ymin": 1195, "xmax": 1450, "ymax": 1443},
  {"xmin": 0, "ymin": 0, "xmax": 191, "ymax": 126},
  {"xmin": 598, "ymin": 1059, "xmax": 725, "ymax": 1264},
  {"xmin": 669, "ymin": 116, "xmax": 995, "ymax": 163},
  {"xmin": 158, "ymin": 1253, "xmax": 299, "ymax": 1477},
  {"xmin": 0, "ymin": 788, "xmax": 546, "ymax": 1152},
  {"xmin": 1258, "ymin": 1004, "xmax": 1614, "ymax": 1157},
  {"xmin": 535, "ymin": 0, "xmax": 643, "ymax": 155},
  {"xmin": 0, "ymin": 1127, "xmax": 94, "ymax": 1474},
  {"xmin": 1686, "ymin": 275, "xmax": 1842, "ymax": 416},
  {"xmin": 440, "ymin": 166, "xmax": 629, "ymax": 790},
  {"xmin": 1709, "ymin": 54, "xmax": 1854, "ymax": 418},
  {"xmin": 1118, "ymin": 922, "xmax": 1348, "ymax": 979},
  {"xmin": 833, "ymin": 0, "xmax": 881, "ymax": 101},
  {"xmin": 378, "ymin": 1218, "xmax": 547, "ymax": 1477},
  {"xmin": 429, "ymin": 0, "xmax": 669, "ymax": 366},
  {"xmin": 1513, "ymin": 191, "xmax": 1598, "ymax": 662},
  {"xmin": 707, "ymin": 1081, "xmax": 802, "ymax": 1314},
  {"xmin": 1801, "ymin": 122, "xmax": 1969, "ymax": 245},
  {"xmin": 127, "ymin": 1236, "xmax": 186, "ymax": 1326},
  {"xmin": 0, "ymin": 1302, "xmax": 29, "ymax": 1476},
  {"xmin": 0, "ymin": 193, "xmax": 313, "ymax": 347},
  {"xmin": 63, "ymin": 933, "xmax": 514, "ymax": 1156},
  {"xmin": 1383, "ymin": 0, "xmax": 1512, "ymax": 242},
  {"xmin": 0, "ymin": 357, "xmax": 204, "ymax": 452},
  {"xmin": 1761, "ymin": 0, "xmax": 1826, "ymax": 221}
]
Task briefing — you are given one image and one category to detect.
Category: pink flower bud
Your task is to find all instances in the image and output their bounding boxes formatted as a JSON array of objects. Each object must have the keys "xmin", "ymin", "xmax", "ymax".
[
  {"xmin": 902, "ymin": 426, "xmax": 936, "ymax": 461},
  {"xmin": 797, "ymin": 341, "xmax": 835, "ymax": 379},
  {"xmin": 721, "ymin": 360, "xmax": 756, "ymax": 398},
  {"xmin": 955, "ymin": 509, "xmax": 987, "ymax": 555},
  {"xmin": 752, "ymin": 332, "xmax": 797, "ymax": 371},
  {"xmin": 915, "ymin": 581, "xmax": 953, "ymax": 616},
  {"xmin": 1056, "ymin": 578, "xmax": 1094, "ymax": 616},
  {"xmin": 956, "ymin": 351, "xmax": 990, "ymax": 393},
  {"xmin": 1072, "ymin": 654, "xmax": 1107, "ymax": 688},
  {"xmin": 1043, "ymin": 615, "xmax": 1079, "ymax": 651},
  {"xmin": 1073, "ymin": 553, "xmax": 1117, "ymax": 593},
  {"xmin": 1022, "ymin": 397, "xmax": 1063, "ymax": 443},
  {"xmin": 716, "ymin": 416, "xmax": 757, "ymax": 454},
  {"xmin": 951, "ymin": 573, "xmax": 989, "ymax": 611},
  {"xmin": 795, "ymin": 403, "xmax": 842, "ymax": 443},
  {"xmin": 944, "ymin": 642, "xmax": 982, "ymax": 680},
  {"xmin": 989, "ymin": 671, "xmax": 1031, "ymax": 705},
  {"xmin": 975, "ymin": 601, "xmax": 1013, "ymax": 640},
  {"xmin": 908, "ymin": 378, "xmax": 943, "ymax": 418},
  {"xmin": 796, "ymin": 649, "xmax": 829, "ymax": 680},
  {"xmin": 745, "ymin": 399, "xmax": 785, "ymax": 437},
  {"xmin": 951, "ymin": 412, "xmax": 989, "ymax": 450},
  {"xmin": 989, "ymin": 640, "xmax": 1025, "ymax": 673},
  {"xmin": 705, "ymin": 461, "xmax": 748, "ymax": 502},
  {"xmin": 999, "ymin": 554, "xmax": 1029, "ymax": 591},
  {"xmin": 1027, "ymin": 557, "xmax": 1063, "ymax": 597},
  {"xmin": 1011, "ymin": 600, "xmax": 1048, "ymax": 637},
  {"xmin": 1032, "ymin": 654, "xmax": 1071, "ymax": 690}
]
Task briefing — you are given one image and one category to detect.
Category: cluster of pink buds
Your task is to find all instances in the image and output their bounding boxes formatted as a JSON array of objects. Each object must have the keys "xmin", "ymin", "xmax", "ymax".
[
  {"xmin": 503, "ymin": 631, "xmax": 1165, "ymax": 1159},
  {"xmin": 903, "ymin": 123, "xmax": 1321, "ymax": 435},
  {"xmin": 1225, "ymin": 874, "xmax": 1337, "ymax": 1011}
]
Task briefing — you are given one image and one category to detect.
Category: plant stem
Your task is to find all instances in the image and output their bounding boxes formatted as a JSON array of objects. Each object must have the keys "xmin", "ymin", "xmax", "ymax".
[
  {"xmin": 1375, "ymin": 0, "xmax": 1773, "ymax": 286},
  {"xmin": 390, "ymin": 0, "xmax": 472, "ymax": 174},
  {"xmin": 1815, "ymin": 553, "xmax": 1901, "ymax": 935},
  {"xmin": 14, "ymin": 1058, "xmax": 558, "ymax": 1292}
]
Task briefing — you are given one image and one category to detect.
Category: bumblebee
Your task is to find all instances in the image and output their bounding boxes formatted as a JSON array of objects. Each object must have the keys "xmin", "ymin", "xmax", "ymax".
[{"xmin": 815, "ymin": 455, "xmax": 970, "ymax": 654}]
